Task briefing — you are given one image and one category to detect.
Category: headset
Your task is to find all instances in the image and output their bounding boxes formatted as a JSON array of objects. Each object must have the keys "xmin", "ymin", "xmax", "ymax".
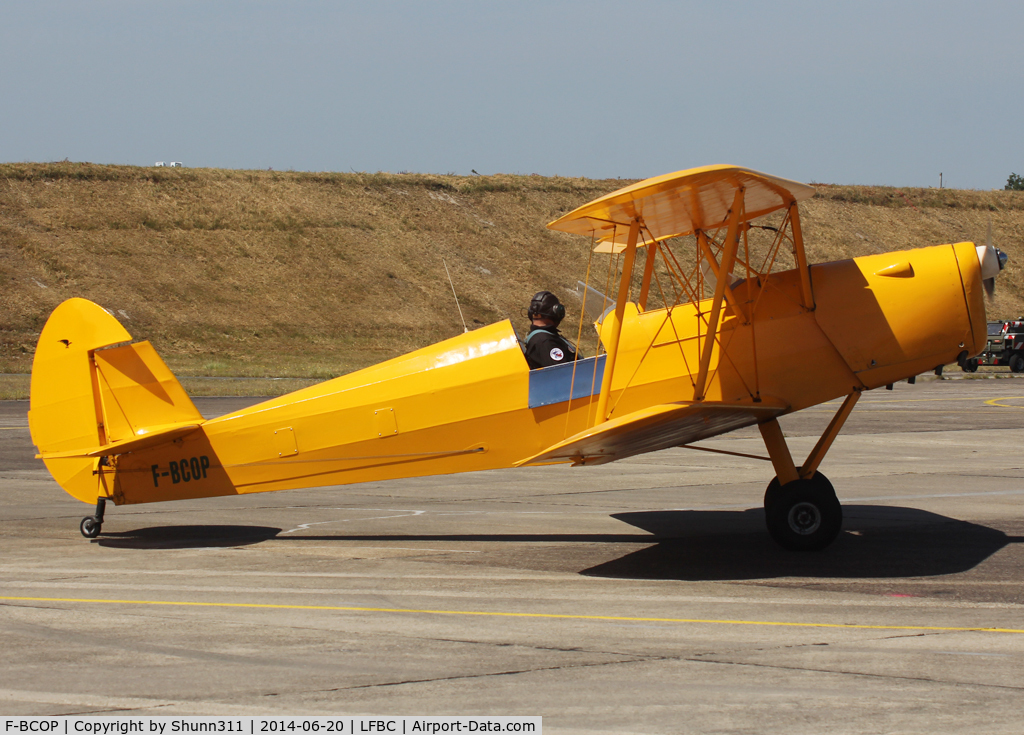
[{"xmin": 528, "ymin": 291, "xmax": 566, "ymax": 325}]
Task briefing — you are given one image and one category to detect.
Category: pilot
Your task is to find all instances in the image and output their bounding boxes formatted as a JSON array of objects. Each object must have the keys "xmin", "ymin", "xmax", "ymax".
[{"xmin": 524, "ymin": 291, "xmax": 580, "ymax": 369}]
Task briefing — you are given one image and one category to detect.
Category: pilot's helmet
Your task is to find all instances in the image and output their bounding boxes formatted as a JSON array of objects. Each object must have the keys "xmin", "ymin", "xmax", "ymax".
[{"xmin": 528, "ymin": 291, "xmax": 566, "ymax": 325}]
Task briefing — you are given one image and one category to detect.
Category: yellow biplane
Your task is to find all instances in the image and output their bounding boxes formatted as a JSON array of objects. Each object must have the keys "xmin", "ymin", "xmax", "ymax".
[{"xmin": 29, "ymin": 165, "xmax": 1005, "ymax": 550}]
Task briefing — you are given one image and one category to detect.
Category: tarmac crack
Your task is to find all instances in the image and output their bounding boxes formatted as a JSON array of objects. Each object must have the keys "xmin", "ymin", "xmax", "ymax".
[
  {"xmin": 58, "ymin": 706, "xmax": 176, "ymax": 716},
  {"xmin": 404, "ymin": 634, "xmax": 662, "ymax": 659},
  {"xmin": 683, "ymin": 655, "xmax": 1024, "ymax": 692},
  {"xmin": 264, "ymin": 655, "xmax": 663, "ymax": 696},
  {"xmin": 0, "ymin": 602, "xmax": 70, "ymax": 612},
  {"xmin": 1, "ymin": 616, "xmax": 323, "ymax": 668}
]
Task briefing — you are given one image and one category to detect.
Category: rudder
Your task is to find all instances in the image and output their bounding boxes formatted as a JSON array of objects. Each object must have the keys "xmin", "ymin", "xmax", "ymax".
[{"xmin": 28, "ymin": 298, "xmax": 203, "ymax": 504}]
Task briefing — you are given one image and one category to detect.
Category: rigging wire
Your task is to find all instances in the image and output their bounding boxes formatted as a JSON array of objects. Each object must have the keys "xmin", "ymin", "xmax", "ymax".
[
  {"xmin": 442, "ymin": 258, "xmax": 468, "ymax": 333},
  {"xmin": 564, "ymin": 235, "xmax": 597, "ymax": 438},
  {"xmin": 589, "ymin": 226, "xmax": 619, "ymax": 428}
]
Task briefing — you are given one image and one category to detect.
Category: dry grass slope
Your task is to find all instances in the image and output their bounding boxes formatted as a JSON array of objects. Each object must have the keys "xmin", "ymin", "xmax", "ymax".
[{"xmin": 4, "ymin": 162, "xmax": 1024, "ymax": 393}]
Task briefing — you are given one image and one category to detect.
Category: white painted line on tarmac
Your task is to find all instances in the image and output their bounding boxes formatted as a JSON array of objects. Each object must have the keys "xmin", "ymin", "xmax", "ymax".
[{"xmin": 281, "ymin": 509, "xmax": 426, "ymax": 534}]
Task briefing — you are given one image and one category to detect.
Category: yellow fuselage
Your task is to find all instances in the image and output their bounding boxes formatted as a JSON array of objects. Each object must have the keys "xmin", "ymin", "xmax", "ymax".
[{"xmin": 85, "ymin": 241, "xmax": 984, "ymax": 506}]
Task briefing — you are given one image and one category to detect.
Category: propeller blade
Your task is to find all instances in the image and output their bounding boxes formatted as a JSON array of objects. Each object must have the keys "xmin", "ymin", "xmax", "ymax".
[{"xmin": 977, "ymin": 218, "xmax": 1007, "ymax": 301}]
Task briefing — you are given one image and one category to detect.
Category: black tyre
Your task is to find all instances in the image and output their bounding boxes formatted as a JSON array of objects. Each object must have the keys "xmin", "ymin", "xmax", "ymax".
[
  {"xmin": 963, "ymin": 360, "xmax": 978, "ymax": 373},
  {"xmin": 80, "ymin": 516, "xmax": 101, "ymax": 539},
  {"xmin": 1010, "ymin": 354, "xmax": 1024, "ymax": 373},
  {"xmin": 763, "ymin": 467, "xmax": 834, "ymax": 505},
  {"xmin": 764, "ymin": 472, "xmax": 842, "ymax": 551}
]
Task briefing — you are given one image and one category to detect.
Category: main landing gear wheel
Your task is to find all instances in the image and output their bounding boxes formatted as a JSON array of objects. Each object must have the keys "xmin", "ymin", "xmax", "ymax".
[{"xmin": 764, "ymin": 470, "xmax": 842, "ymax": 551}]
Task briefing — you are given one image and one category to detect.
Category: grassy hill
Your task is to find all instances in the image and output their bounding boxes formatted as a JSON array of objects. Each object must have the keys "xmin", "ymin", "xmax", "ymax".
[{"xmin": 4, "ymin": 162, "xmax": 1024, "ymax": 398}]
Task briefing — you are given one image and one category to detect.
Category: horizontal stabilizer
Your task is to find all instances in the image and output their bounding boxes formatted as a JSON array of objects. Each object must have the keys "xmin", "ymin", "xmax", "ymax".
[
  {"xmin": 37, "ymin": 422, "xmax": 201, "ymax": 459},
  {"xmin": 517, "ymin": 398, "xmax": 788, "ymax": 467}
]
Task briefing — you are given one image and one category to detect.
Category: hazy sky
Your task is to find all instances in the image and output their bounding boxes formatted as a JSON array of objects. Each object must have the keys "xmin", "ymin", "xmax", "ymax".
[{"xmin": 3, "ymin": 1, "xmax": 1022, "ymax": 188}]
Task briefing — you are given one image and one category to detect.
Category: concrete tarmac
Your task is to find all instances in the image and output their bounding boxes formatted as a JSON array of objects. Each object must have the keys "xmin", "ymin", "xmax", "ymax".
[{"xmin": 2, "ymin": 379, "xmax": 1024, "ymax": 733}]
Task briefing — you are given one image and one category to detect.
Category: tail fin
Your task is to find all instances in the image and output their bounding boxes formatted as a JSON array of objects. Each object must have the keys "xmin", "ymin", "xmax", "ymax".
[{"xmin": 29, "ymin": 298, "xmax": 203, "ymax": 503}]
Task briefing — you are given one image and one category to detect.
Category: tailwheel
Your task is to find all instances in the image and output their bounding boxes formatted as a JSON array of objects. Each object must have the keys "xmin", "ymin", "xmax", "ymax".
[
  {"xmin": 80, "ymin": 516, "xmax": 101, "ymax": 538},
  {"xmin": 79, "ymin": 497, "xmax": 107, "ymax": 539},
  {"xmin": 764, "ymin": 471, "xmax": 842, "ymax": 551}
]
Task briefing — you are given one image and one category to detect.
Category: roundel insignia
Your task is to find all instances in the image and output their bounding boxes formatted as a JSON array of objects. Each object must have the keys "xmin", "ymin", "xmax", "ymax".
[{"xmin": 550, "ymin": 347, "xmax": 564, "ymax": 361}]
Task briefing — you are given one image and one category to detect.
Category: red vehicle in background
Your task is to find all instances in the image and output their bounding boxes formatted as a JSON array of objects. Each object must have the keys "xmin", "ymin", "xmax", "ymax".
[{"xmin": 963, "ymin": 320, "xmax": 1024, "ymax": 372}]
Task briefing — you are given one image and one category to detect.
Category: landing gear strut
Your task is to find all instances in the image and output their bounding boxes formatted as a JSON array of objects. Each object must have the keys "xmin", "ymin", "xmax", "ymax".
[
  {"xmin": 80, "ymin": 497, "xmax": 106, "ymax": 539},
  {"xmin": 758, "ymin": 391, "xmax": 860, "ymax": 551}
]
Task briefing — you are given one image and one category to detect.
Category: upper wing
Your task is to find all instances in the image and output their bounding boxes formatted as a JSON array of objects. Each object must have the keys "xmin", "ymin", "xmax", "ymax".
[
  {"xmin": 516, "ymin": 398, "xmax": 788, "ymax": 467},
  {"xmin": 547, "ymin": 164, "xmax": 815, "ymax": 240}
]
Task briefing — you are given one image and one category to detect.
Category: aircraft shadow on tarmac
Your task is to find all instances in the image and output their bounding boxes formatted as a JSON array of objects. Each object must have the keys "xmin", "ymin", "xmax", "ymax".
[
  {"xmin": 90, "ymin": 505, "xmax": 1023, "ymax": 582},
  {"xmin": 583, "ymin": 505, "xmax": 1023, "ymax": 581},
  {"xmin": 97, "ymin": 525, "xmax": 281, "ymax": 549}
]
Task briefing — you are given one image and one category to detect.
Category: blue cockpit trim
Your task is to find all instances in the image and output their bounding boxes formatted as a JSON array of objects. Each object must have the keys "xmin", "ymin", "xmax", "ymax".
[{"xmin": 528, "ymin": 355, "xmax": 606, "ymax": 409}]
